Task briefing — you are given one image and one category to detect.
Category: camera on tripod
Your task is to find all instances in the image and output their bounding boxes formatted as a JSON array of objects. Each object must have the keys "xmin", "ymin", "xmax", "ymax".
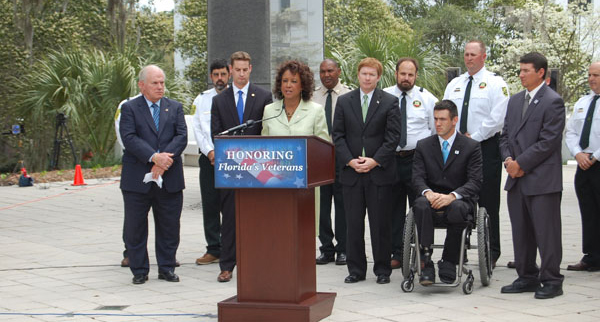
[{"xmin": 50, "ymin": 112, "xmax": 78, "ymax": 170}]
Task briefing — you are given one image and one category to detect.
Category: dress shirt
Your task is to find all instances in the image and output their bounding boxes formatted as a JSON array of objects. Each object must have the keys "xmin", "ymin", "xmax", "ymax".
[
  {"xmin": 566, "ymin": 92, "xmax": 600, "ymax": 160},
  {"xmin": 313, "ymin": 82, "xmax": 351, "ymax": 120},
  {"xmin": 384, "ymin": 85, "xmax": 438, "ymax": 150},
  {"xmin": 232, "ymin": 82, "xmax": 250, "ymax": 110},
  {"xmin": 191, "ymin": 87, "xmax": 222, "ymax": 156},
  {"xmin": 144, "ymin": 97, "xmax": 161, "ymax": 113},
  {"xmin": 359, "ymin": 88, "xmax": 374, "ymax": 108},
  {"xmin": 526, "ymin": 82, "xmax": 544, "ymax": 105},
  {"xmin": 444, "ymin": 67, "xmax": 509, "ymax": 142},
  {"xmin": 421, "ymin": 130, "xmax": 462, "ymax": 199}
]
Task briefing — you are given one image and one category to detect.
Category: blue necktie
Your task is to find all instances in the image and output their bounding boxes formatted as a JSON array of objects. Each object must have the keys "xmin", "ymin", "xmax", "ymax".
[
  {"xmin": 237, "ymin": 90, "xmax": 244, "ymax": 124},
  {"xmin": 442, "ymin": 140, "xmax": 449, "ymax": 164},
  {"xmin": 151, "ymin": 103, "xmax": 160, "ymax": 131}
]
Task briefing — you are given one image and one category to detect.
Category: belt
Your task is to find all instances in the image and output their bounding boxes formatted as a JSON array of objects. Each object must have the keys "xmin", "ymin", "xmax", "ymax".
[{"xmin": 396, "ymin": 150, "xmax": 415, "ymax": 157}]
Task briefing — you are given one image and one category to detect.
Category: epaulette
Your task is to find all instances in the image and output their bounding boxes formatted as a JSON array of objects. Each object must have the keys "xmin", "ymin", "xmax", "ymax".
[{"xmin": 419, "ymin": 87, "xmax": 424, "ymax": 92}]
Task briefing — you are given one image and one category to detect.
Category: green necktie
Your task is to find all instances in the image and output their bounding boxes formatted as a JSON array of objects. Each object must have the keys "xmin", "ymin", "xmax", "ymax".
[
  {"xmin": 362, "ymin": 94, "xmax": 368, "ymax": 156},
  {"xmin": 362, "ymin": 94, "xmax": 369, "ymax": 122}
]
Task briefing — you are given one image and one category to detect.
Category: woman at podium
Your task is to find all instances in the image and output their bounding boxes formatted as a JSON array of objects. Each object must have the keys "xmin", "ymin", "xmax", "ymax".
[
  {"xmin": 262, "ymin": 60, "xmax": 330, "ymax": 232},
  {"xmin": 261, "ymin": 60, "xmax": 329, "ymax": 141}
]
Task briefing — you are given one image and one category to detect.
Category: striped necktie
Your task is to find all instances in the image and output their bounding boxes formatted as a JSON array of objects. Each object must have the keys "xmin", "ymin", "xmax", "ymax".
[{"xmin": 151, "ymin": 103, "xmax": 160, "ymax": 130}]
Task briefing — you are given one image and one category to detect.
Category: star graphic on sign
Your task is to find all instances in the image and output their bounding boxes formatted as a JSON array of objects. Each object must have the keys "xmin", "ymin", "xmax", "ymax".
[
  {"xmin": 294, "ymin": 177, "xmax": 305, "ymax": 188},
  {"xmin": 224, "ymin": 173, "xmax": 230, "ymax": 179},
  {"xmin": 236, "ymin": 174, "xmax": 243, "ymax": 180}
]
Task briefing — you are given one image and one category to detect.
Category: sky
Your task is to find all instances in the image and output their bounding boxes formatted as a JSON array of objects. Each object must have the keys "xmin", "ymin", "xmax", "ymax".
[{"xmin": 139, "ymin": 0, "xmax": 175, "ymax": 12}]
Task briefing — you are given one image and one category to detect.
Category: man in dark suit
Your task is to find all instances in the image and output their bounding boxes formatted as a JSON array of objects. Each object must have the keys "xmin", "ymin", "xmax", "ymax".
[
  {"xmin": 499, "ymin": 52, "xmax": 565, "ymax": 299},
  {"xmin": 332, "ymin": 57, "xmax": 400, "ymax": 285},
  {"xmin": 119, "ymin": 65, "xmax": 188, "ymax": 285},
  {"xmin": 211, "ymin": 51, "xmax": 272, "ymax": 283},
  {"xmin": 412, "ymin": 100, "xmax": 482, "ymax": 285}
]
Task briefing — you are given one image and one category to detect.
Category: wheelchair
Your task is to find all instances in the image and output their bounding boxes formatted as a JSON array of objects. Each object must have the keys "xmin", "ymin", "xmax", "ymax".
[{"xmin": 400, "ymin": 206, "xmax": 492, "ymax": 294}]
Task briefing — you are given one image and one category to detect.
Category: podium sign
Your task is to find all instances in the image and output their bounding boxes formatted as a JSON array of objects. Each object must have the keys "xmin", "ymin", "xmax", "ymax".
[
  {"xmin": 214, "ymin": 137, "xmax": 308, "ymax": 189},
  {"xmin": 215, "ymin": 136, "xmax": 336, "ymax": 322}
]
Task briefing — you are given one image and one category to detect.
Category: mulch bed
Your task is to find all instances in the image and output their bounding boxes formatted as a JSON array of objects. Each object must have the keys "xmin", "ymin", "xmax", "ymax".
[{"xmin": 0, "ymin": 166, "xmax": 122, "ymax": 186}]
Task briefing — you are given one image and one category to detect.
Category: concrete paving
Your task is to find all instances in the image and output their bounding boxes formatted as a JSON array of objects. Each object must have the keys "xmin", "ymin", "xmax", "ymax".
[{"xmin": 0, "ymin": 165, "xmax": 598, "ymax": 321}]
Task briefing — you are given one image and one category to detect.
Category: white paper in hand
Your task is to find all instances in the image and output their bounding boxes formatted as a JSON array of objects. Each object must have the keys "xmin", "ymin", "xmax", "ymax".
[{"xmin": 143, "ymin": 172, "xmax": 163, "ymax": 188}]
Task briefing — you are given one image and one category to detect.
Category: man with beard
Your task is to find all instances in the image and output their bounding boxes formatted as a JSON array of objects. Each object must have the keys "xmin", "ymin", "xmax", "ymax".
[
  {"xmin": 191, "ymin": 59, "xmax": 230, "ymax": 266},
  {"xmin": 384, "ymin": 57, "xmax": 438, "ymax": 269}
]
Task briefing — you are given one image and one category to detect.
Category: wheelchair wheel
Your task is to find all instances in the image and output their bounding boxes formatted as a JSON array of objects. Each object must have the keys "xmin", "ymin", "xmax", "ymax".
[
  {"xmin": 477, "ymin": 207, "xmax": 492, "ymax": 286},
  {"xmin": 401, "ymin": 278, "xmax": 414, "ymax": 292},
  {"xmin": 462, "ymin": 272, "xmax": 474, "ymax": 294},
  {"xmin": 402, "ymin": 210, "xmax": 416, "ymax": 278}
]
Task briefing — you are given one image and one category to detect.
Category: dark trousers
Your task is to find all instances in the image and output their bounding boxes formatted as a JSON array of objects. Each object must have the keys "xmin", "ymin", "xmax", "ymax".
[
  {"xmin": 507, "ymin": 181, "xmax": 563, "ymax": 285},
  {"xmin": 575, "ymin": 162, "xmax": 600, "ymax": 266},
  {"xmin": 413, "ymin": 196, "xmax": 471, "ymax": 264},
  {"xmin": 391, "ymin": 153, "xmax": 416, "ymax": 260},
  {"xmin": 199, "ymin": 153, "xmax": 221, "ymax": 257},
  {"xmin": 219, "ymin": 189, "xmax": 236, "ymax": 272},
  {"xmin": 343, "ymin": 175, "xmax": 392, "ymax": 277},
  {"xmin": 318, "ymin": 178, "xmax": 346, "ymax": 256},
  {"xmin": 479, "ymin": 134, "xmax": 502, "ymax": 261},
  {"xmin": 123, "ymin": 185, "xmax": 182, "ymax": 276}
]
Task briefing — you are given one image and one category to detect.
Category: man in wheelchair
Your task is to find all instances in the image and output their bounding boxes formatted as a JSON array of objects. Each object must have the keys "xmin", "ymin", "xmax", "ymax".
[{"xmin": 412, "ymin": 100, "xmax": 483, "ymax": 285}]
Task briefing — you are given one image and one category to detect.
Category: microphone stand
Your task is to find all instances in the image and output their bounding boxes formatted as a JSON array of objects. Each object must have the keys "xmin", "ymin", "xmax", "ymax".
[{"xmin": 218, "ymin": 102, "xmax": 286, "ymax": 136}]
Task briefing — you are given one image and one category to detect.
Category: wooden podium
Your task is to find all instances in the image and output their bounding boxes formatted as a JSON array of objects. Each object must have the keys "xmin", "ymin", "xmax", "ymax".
[{"xmin": 214, "ymin": 136, "xmax": 336, "ymax": 322}]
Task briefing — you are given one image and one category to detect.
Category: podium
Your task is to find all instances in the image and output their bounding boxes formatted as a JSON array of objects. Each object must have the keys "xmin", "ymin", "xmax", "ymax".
[{"xmin": 214, "ymin": 136, "xmax": 336, "ymax": 322}]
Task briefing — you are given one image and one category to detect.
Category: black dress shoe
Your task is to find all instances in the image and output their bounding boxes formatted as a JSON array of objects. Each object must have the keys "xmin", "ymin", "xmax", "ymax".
[
  {"xmin": 335, "ymin": 253, "xmax": 347, "ymax": 265},
  {"xmin": 501, "ymin": 278, "xmax": 540, "ymax": 293},
  {"xmin": 567, "ymin": 261, "xmax": 600, "ymax": 271},
  {"xmin": 419, "ymin": 261, "xmax": 435, "ymax": 286},
  {"xmin": 132, "ymin": 274, "xmax": 148, "ymax": 284},
  {"xmin": 534, "ymin": 284, "xmax": 563, "ymax": 299},
  {"xmin": 316, "ymin": 253, "xmax": 335, "ymax": 265},
  {"xmin": 507, "ymin": 261, "xmax": 516, "ymax": 269},
  {"xmin": 376, "ymin": 275, "xmax": 390, "ymax": 284},
  {"xmin": 344, "ymin": 274, "xmax": 365, "ymax": 283},
  {"xmin": 438, "ymin": 260, "xmax": 456, "ymax": 284},
  {"xmin": 158, "ymin": 271, "xmax": 180, "ymax": 282}
]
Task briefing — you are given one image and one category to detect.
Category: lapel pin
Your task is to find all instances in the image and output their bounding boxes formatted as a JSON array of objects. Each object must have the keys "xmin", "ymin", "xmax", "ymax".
[
  {"xmin": 377, "ymin": 100, "xmax": 380, "ymax": 104},
  {"xmin": 455, "ymin": 150, "xmax": 460, "ymax": 155},
  {"xmin": 251, "ymin": 93, "xmax": 255, "ymax": 97},
  {"xmin": 534, "ymin": 99, "xmax": 539, "ymax": 104},
  {"xmin": 165, "ymin": 109, "xmax": 168, "ymax": 112}
]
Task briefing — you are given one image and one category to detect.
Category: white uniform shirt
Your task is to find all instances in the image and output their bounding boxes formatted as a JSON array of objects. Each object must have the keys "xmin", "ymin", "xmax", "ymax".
[
  {"xmin": 566, "ymin": 92, "xmax": 600, "ymax": 160},
  {"xmin": 312, "ymin": 81, "xmax": 351, "ymax": 132},
  {"xmin": 384, "ymin": 85, "xmax": 438, "ymax": 150},
  {"xmin": 191, "ymin": 87, "xmax": 220, "ymax": 156},
  {"xmin": 114, "ymin": 94, "xmax": 142, "ymax": 150},
  {"xmin": 443, "ymin": 67, "xmax": 509, "ymax": 142}
]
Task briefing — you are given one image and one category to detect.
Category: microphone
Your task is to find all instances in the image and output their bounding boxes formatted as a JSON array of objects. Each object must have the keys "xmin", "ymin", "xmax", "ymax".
[
  {"xmin": 218, "ymin": 102, "xmax": 286, "ymax": 135},
  {"xmin": 218, "ymin": 120, "xmax": 256, "ymax": 136}
]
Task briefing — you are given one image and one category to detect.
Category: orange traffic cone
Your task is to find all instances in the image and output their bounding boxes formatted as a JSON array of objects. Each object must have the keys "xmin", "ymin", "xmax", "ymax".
[{"xmin": 72, "ymin": 164, "xmax": 87, "ymax": 186}]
